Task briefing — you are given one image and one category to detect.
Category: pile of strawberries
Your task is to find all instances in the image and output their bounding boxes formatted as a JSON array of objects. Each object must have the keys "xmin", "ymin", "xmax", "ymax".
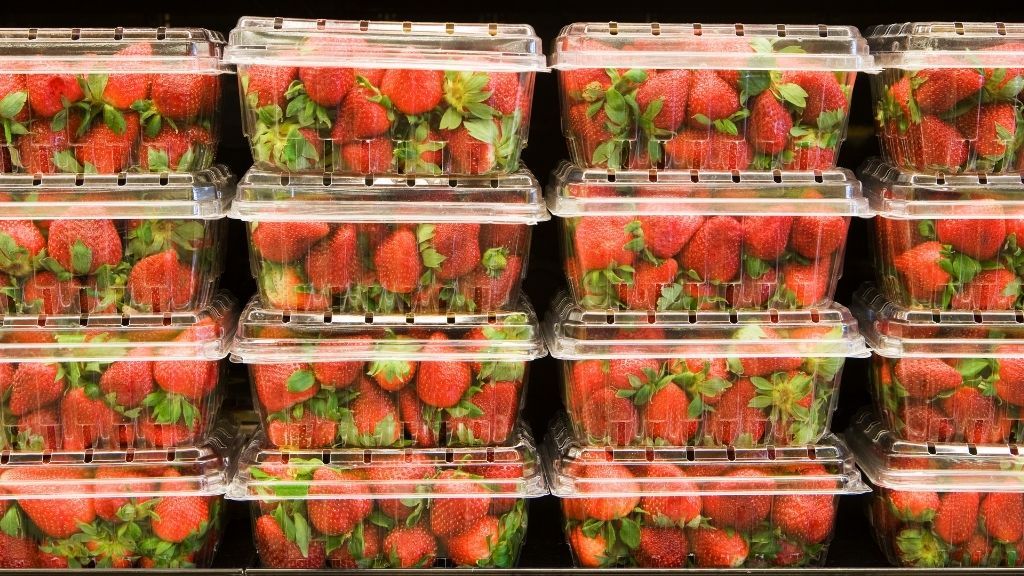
[
  {"xmin": 249, "ymin": 220, "xmax": 528, "ymax": 313},
  {"xmin": 0, "ymin": 465, "xmax": 220, "ymax": 568},
  {"xmin": 249, "ymin": 456, "xmax": 528, "ymax": 568},
  {"xmin": 0, "ymin": 43, "xmax": 219, "ymax": 174},
  {"xmin": 563, "ymin": 460, "xmax": 840, "ymax": 568}
]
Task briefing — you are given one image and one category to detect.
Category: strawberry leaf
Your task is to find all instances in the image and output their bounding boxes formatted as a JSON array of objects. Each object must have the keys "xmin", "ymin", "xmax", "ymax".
[
  {"xmin": 286, "ymin": 369, "xmax": 316, "ymax": 393},
  {"xmin": 0, "ymin": 91, "xmax": 26, "ymax": 120},
  {"xmin": 618, "ymin": 517, "xmax": 641, "ymax": 549}
]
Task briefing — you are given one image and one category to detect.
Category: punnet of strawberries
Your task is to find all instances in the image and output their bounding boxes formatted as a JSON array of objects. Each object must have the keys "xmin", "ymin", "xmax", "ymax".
[
  {"xmin": 550, "ymin": 23, "xmax": 873, "ymax": 171},
  {"xmin": 0, "ymin": 423, "xmax": 231, "ymax": 569},
  {"xmin": 863, "ymin": 159, "xmax": 1024, "ymax": 311},
  {"xmin": 231, "ymin": 295, "xmax": 544, "ymax": 449},
  {"xmin": 869, "ymin": 23, "xmax": 1024, "ymax": 174},
  {"xmin": 0, "ymin": 292, "xmax": 235, "ymax": 451},
  {"xmin": 0, "ymin": 28, "xmax": 224, "ymax": 174},
  {"xmin": 227, "ymin": 426, "xmax": 545, "ymax": 568},
  {"xmin": 546, "ymin": 416, "xmax": 868, "ymax": 568},
  {"xmin": 549, "ymin": 163, "xmax": 869, "ymax": 311},
  {"xmin": 855, "ymin": 285, "xmax": 1024, "ymax": 444},
  {"xmin": 231, "ymin": 169, "xmax": 547, "ymax": 313},
  {"xmin": 224, "ymin": 18, "xmax": 547, "ymax": 175},
  {"xmin": 547, "ymin": 293, "xmax": 868, "ymax": 447},
  {"xmin": 847, "ymin": 410, "xmax": 1024, "ymax": 568}
]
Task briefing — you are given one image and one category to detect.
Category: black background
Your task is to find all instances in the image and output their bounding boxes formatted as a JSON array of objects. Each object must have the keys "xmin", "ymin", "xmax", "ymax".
[{"xmin": 3, "ymin": 2, "xmax": 1024, "ymax": 571}]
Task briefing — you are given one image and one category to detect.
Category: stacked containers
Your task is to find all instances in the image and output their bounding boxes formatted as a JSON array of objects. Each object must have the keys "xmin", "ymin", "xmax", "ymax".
[{"xmin": 223, "ymin": 17, "xmax": 551, "ymax": 569}]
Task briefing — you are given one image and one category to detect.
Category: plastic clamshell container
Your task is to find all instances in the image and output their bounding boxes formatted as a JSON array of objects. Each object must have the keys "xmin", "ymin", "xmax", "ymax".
[
  {"xmin": 0, "ymin": 27, "xmax": 226, "ymax": 174},
  {"xmin": 230, "ymin": 168, "xmax": 548, "ymax": 314},
  {"xmin": 548, "ymin": 162, "xmax": 870, "ymax": 311},
  {"xmin": 847, "ymin": 410, "xmax": 1024, "ymax": 568},
  {"xmin": 854, "ymin": 284, "xmax": 1024, "ymax": 444},
  {"xmin": 545, "ymin": 292, "xmax": 869, "ymax": 447},
  {"xmin": 868, "ymin": 23, "xmax": 1024, "ymax": 174},
  {"xmin": 0, "ymin": 421, "xmax": 232, "ymax": 568},
  {"xmin": 545, "ymin": 415, "xmax": 868, "ymax": 568},
  {"xmin": 862, "ymin": 158, "xmax": 1024, "ymax": 311},
  {"xmin": 0, "ymin": 168, "xmax": 233, "ymax": 315},
  {"xmin": 0, "ymin": 291, "xmax": 236, "ymax": 451},
  {"xmin": 550, "ymin": 23, "xmax": 874, "ymax": 171},
  {"xmin": 227, "ymin": 424, "xmax": 546, "ymax": 569},
  {"xmin": 224, "ymin": 17, "xmax": 547, "ymax": 175},
  {"xmin": 230, "ymin": 294, "xmax": 545, "ymax": 449}
]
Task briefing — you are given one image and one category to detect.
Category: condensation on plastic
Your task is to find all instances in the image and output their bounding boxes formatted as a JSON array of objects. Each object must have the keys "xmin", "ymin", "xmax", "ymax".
[
  {"xmin": 860, "ymin": 158, "xmax": 1024, "ymax": 219},
  {"xmin": 230, "ymin": 168, "xmax": 548, "ymax": 223},
  {"xmin": 224, "ymin": 17, "xmax": 548, "ymax": 72},
  {"xmin": 550, "ymin": 23, "xmax": 876, "ymax": 71},
  {"xmin": 867, "ymin": 22, "xmax": 1024, "ymax": 68}
]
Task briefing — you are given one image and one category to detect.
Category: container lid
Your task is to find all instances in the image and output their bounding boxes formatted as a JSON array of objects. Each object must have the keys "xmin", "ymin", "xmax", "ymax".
[
  {"xmin": 0, "ymin": 28, "xmax": 226, "ymax": 73},
  {"xmin": 230, "ymin": 294, "xmax": 545, "ymax": 363},
  {"xmin": 544, "ymin": 414, "xmax": 867, "ymax": 497},
  {"xmin": 867, "ymin": 22, "xmax": 1024, "ymax": 68},
  {"xmin": 859, "ymin": 158, "xmax": 1024, "ymax": 218},
  {"xmin": 548, "ymin": 161, "xmax": 870, "ymax": 217},
  {"xmin": 0, "ymin": 420, "xmax": 235, "ymax": 498},
  {"xmin": 225, "ymin": 17, "xmax": 547, "ymax": 72},
  {"xmin": 550, "ymin": 23, "xmax": 874, "ymax": 71},
  {"xmin": 227, "ymin": 422, "xmax": 547, "ymax": 500},
  {"xmin": 545, "ymin": 292, "xmax": 869, "ymax": 360},
  {"xmin": 853, "ymin": 284, "xmax": 1024, "ymax": 357},
  {"xmin": 230, "ymin": 169, "xmax": 549, "ymax": 224},
  {"xmin": 846, "ymin": 410, "xmax": 1024, "ymax": 491},
  {"xmin": 0, "ymin": 291, "xmax": 237, "ymax": 362},
  {"xmin": 0, "ymin": 166, "xmax": 235, "ymax": 220}
]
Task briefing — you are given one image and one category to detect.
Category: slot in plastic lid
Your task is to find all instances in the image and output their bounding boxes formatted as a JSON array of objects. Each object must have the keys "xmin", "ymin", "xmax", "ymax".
[
  {"xmin": 0, "ymin": 291, "xmax": 236, "ymax": 362},
  {"xmin": 860, "ymin": 158, "xmax": 1024, "ymax": 218},
  {"xmin": 225, "ymin": 17, "xmax": 546, "ymax": 71},
  {"xmin": 230, "ymin": 294, "xmax": 545, "ymax": 363},
  {"xmin": 227, "ymin": 421, "xmax": 547, "ymax": 500},
  {"xmin": 0, "ymin": 27, "xmax": 226, "ymax": 73},
  {"xmin": 550, "ymin": 23, "xmax": 874, "ymax": 71},
  {"xmin": 548, "ymin": 161, "xmax": 870, "ymax": 217},
  {"xmin": 853, "ymin": 284, "xmax": 1024, "ymax": 357},
  {"xmin": 545, "ymin": 292, "xmax": 868, "ymax": 359},
  {"xmin": 544, "ymin": 414, "xmax": 867, "ymax": 497},
  {"xmin": 229, "ymin": 169, "xmax": 548, "ymax": 224},
  {"xmin": 846, "ymin": 410, "xmax": 1024, "ymax": 491},
  {"xmin": 867, "ymin": 22, "xmax": 1024, "ymax": 68},
  {"xmin": 0, "ymin": 166, "xmax": 235, "ymax": 220}
]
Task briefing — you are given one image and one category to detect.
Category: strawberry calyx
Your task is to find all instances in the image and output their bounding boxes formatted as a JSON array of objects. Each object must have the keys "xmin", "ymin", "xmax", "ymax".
[
  {"xmin": 325, "ymin": 521, "xmax": 385, "ymax": 568},
  {"xmin": 283, "ymin": 80, "xmax": 332, "ymax": 130},
  {"xmin": 616, "ymin": 367, "xmax": 673, "ymax": 407},
  {"xmin": 126, "ymin": 220, "xmax": 205, "ymax": 261},
  {"xmin": 68, "ymin": 74, "xmax": 129, "ymax": 138},
  {"xmin": 0, "ymin": 505, "xmax": 25, "ymax": 538},
  {"xmin": 0, "ymin": 88, "xmax": 28, "ymax": 158},
  {"xmin": 579, "ymin": 515, "xmax": 642, "ymax": 561},
  {"xmin": 141, "ymin": 389, "xmax": 200, "ymax": 429},
  {"xmin": 270, "ymin": 503, "xmax": 314, "ymax": 559},
  {"xmin": 895, "ymin": 527, "xmax": 949, "ymax": 567},
  {"xmin": 581, "ymin": 264, "xmax": 634, "ymax": 308},
  {"xmin": 252, "ymin": 113, "xmax": 322, "ymax": 172},
  {"xmin": 983, "ymin": 68, "xmax": 1024, "ymax": 103},
  {"xmin": 0, "ymin": 229, "xmax": 39, "ymax": 277},
  {"xmin": 395, "ymin": 121, "xmax": 443, "ymax": 174},
  {"xmin": 440, "ymin": 71, "xmax": 498, "ymax": 131}
]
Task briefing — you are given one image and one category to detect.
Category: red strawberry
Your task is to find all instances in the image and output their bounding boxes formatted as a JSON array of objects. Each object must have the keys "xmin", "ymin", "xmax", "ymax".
[
  {"xmin": 981, "ymin": 493, "xmax": 1024, "ymax": 543},
  {"xmin": 307, "ymin": 467, "xmax": 372, "ymax": 535},
  {"xmin": 399, "ymin": 387, "xmax": 437, "ymax": 447},
  {"xmin": 621, "ymin": 259, "xmax": 677, "ymax": 310},
  {"xmin": 574, "ymin": 217, "xmax": 636, "ymax": 271},
  {"xmin": 784, "ymin": 71, "xmax": 849, "ymax": 124},
  {"xmin": 566, "ymin": 104, "xmax": 615, "ymax": 166},
  {"xmin": 151, "ymin": 74, "xmax": 211, "ymax": 121},
  {"xmin": 18, "ymin": 116, "xmax": 79, "ymax": 174},
  {"xmin": 568, "ymin": 525, "xmax": 608, "ymax": 567},
  {"xmin": 732, "ymin": 267, "xmax": 778, "ymax": 308},
  {"xmin": 748, "ymin": 92, "xmax": 792, "ymax": 154},
  {"xmin": 425, "ymin": 223, "xmax": 480, "ymax": 281},
  {"xmin": 636, "ymin": 70, "xmax": 690, "ymax": 131},
  {"xmin": 328, "ymin": 523, "xmax": 381, "ymax": 568},
  {"xmin": 636, "ymin": 527, "xmax": 688, "ymax": 568},
  {"xmin": 305, "ymin": 225, "xmax": 359, "ymax": 293},
  {"xmin": 245, "ymin": 66, "xmax": 297, "ymax": 108},
  {"xmin": 252, "ymin": 222, "xmax": 331, "ymax": 264},
  {"xmin": 60, "ymin": 386, "xmax": 118, "ymax": 449},
  {"xmin": 151, "ymin": 327, "xmax": 219, "ymax": 400},
  {"xmin": 381, "ymin": 525, "xmax": 436, "ymax": 568},
  {"xmin": 898, "ymin": 403, "xmax": 955, "ymax": 442},
  {"xmin": 783, "ymin": 144, "xmax": 836, "ymax": 170},
  {"xmin": 893, "ymin": 241, "xmax": 952, "ymax": 301},
  {"xmin": 703, "ymin": 468, "xmax": 773, "ymax": 530},
  {"xmin": 639, "ymin": 463, "xmax": 701, "ymax": 526},
  {"xmin": 678, "ymin": 216, "xmax": 742, "ymax": 283},
  {"xmin": 446, "ymin": 126, "xmax": 496, "ymax": 175},
  {"xmin": 936, "ymin": 210, "xmax": 1006, "ymax": 260},
  {"xmin": 0, "ymin": 220, "xmax": 44, "ymax": 276},
  {"xmin": 127, "ymin": 249, "xmax": 197, "ymax": 311},
  {"xmin": 26, "ymin": 75, "xmax": 83, "ymax": 117},
  {"xmin": 351, "ymin": 378, "xmax": 400, "ymax": 446},
  {"xmin": 566, "ymin": 359, "xmax": 609, "ymax": 409},
  {"xmin": 742, "ymin": 216, "xmax": 793, "ymax": 260},
  {"xmin": 448, "ymin": 515, "xmax": 501, "ymax": 566},
  {"xmin": 152, "ymin": 496, "xmax": 209, "ymax": 543},
  {"xmin": 997, "ymin": 355, "xmax": 1024, "ymax": 406},
  {"xmin": 951, "ymin": 533, "xmax": 992, "ymax": 566},
  {"xmin": 3, "ymin": 466, "xmax": 95, "ymax": 538},
  {"xmin": 914, "ymin": 68, "xmax": 985, "ymax": 114},
  {"xmin": 102, "ymin": 43, "xmax": 153, "ymax": 109},
  {"xmin": 266, "ymin": 412, "xmax": 337, "ymax": 449},
  {"xmin": 691, "ymin": 526, "xmax": 749, "ymax": 568},
  {"xmin": 460, "ymin": 254, "xmax": 522, "ymax": 310},
  {"xmin": 299, "ymin": 63, "xmax": 355, "ymax": 108},
  {"xmin": 366, "ymin": 455, "xmax": 434, "ymax": 520},
  {"xmin": 253, "ymin": 363, "xmax": 319, "ymax": 414},
  {"xmin": 642, "ymin": 382, "xmax": 696, "ymax": 444},
  {"xmin": 773, "ymin": 494, "xmax": 835, "ymax": 544},
  {"xmin": 0, "ymin": 533, "xmax": 37, "ymax": 568},
  {"xmin": 46, "ymin": 219, "xmax": 122, "ymax": 275},
  {"xmin": 416, "ymin": 333, "xmax": 471, "ymax": 408},
  {"xmin": 958, "ymin": 103, "xmax": 1017, "ymax": 158},
  {"xmin": 312, "ymin": 359, "xmax": 362, "ymax": 390},
  {"xmin": 337, "ymin": 85, "xmax": 391, "ymax": 139},
  {"xmin": 638, "ymin": 215, "xmax": 703, "ymax": 260},
  {"xmin": 75, "ymin": 113, "xmax": 141, "ymax": 173},
  {"xmin": 374, "ymin": 228, "xmax": 423, "ymax": 294},
  {"xmin": 664, "ymin": 130, "xmax": 753, "ymax": 170},
  {"xmin": 260, "ymin": 265, "xmax": 329, "ymax": 310},
  {"xmin": 8, "ymin": 362, "xmax": 63, "ymax": 416},
  {"xmin": 575, "ymin": 386, "xmax": 638, "ymax": 445},
  {"xmin": 338, "ymin": 137, "xmax": 393, "ymax": 173},
  {"xmin": 448, "ymin": 381, "xmax": 518, "ymax": 445},
  {"xmin": 781, "ymin": 262, "xmax": 830, "ymax": 307},
  {"xmin": 138, "ymin": 415, "xmax": 195, "ymax": 448},
  {"xmin": 686, "ymin": 71, "xmax": 740, "ymax": 128},
  {"xmin": 789, "ymin": 215, "xmax": 848, "ymax": 259},
  {"xmin": 21, "ymin": 272, "xmax": 81, "ymax": 314},
  {"xmin": 368, "ymin": 354, "xmax": 416, "ymax": 392},
  {"xmin": 485, "ymin": 72, "xmax": 521, "ymax": 115},
  {"xmin": 888, "ymin": 490, "xmax": 939, "ymax": 521},
  {"xmin": 380, "ymin": 69, "xmax": 444, "ymax": 115},
  {"xmin": 940, "ymin": 387, "xmax": 1002, "ymax": 443},
  {"xmin": 139, "ymin": 126, "xmax": 210, "ymax": 172},
  {"xmin": 561, "ymin": 462, "xmax": 639, "ymax": 521},
  {"xmin": 893, "ymin": 358, "xmax": 961, "ymax": 398},
  {"xmin": 99, "ymin": 356, "xmax": 154, "ymax": 408},
  {"xmin": 951, "ymin": 268, "xmax": 1020, "ymax": 310},
  {"xmin": 703, "ymin": 378, "xmax": 766, "ymax": 445},
  {"xmin": 913, "ymin": 115, "xmax": 969, "ymax": 170},
  {"xmin": 16, "ymin": 408, "xmax": 59, "ymax": 450},
  {"xmin": 933, "ymin": 491, "xmax": 980, "ymax": 545},
  {"xmin": 254, "ymin": 514, "xmax": 326, "ymax": 568}
]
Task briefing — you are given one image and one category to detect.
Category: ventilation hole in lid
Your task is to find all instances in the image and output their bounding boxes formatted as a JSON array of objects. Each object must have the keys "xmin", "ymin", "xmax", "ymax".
[
  {"xmin": 121, "ymin": 314, "xmax": 129, "ymax": 327},
  {"xmin": 766, "ymin": 445, "xmax": 776, "ymax": 460},
  {"xmin": 487, "ymin": 312, "xmax": 497, "ymax": 324},
  {"xmin": 930, "ymin": 309, "xmax": 941, "ymax": 324},
  {"xmin": 113, "ymin": 27, "xmax": 124, "ymax": 40},
  {"xmin": 806, "ymin": 445, "xmax": 817, "ymax": 460},
  {"xmin": 605, "ymin": 171, "xmax": 617, "ymax": 184},
  {"xmin": 280, "ymin": 453, "xmax": 290, "ymax": 465},
  {"xmin": 693, "ymin": 23, "xmax": 702, "ymax": 36},
  {"xmin": 974, "ymin": 310, "xmax": 983, "ymax": 324},
  {"xmin": 273, "ymin": 18, "xmax": 284, "ymax": 30},
  {"xmin": 731, "ymin": 171, "xmax": 740, "ymax": 183},
  {"xmin": 279, "ymin": 173, "xmax": 290, "ymax": 186},
  {"xmin": 125, "ymin": 449, "xmax": 134, "ymax": 463},
  {"xmin": 406, "ymin": 178, "xmax": 416, "ymax": 187},
  {"xmin": 405, "ymin": 313, "xmax": 414, "ymax": 324},
  {"xmin": 605, "ymin": 311, "xmax": 614, "ymax": 324},
  {"xmin": 486, "ymin": 447, "xmax": 495, "ymax": 462},
  {"xmin": 650, "ymin": 23, "xmax": 661, "ymax": 36},
  {"xmin": 490, "ymin": 179, "xmax": 499, "ymax": 188},
  {"xmin": 818, "ymin": 24, "xmax": 829, "ymax": 38},
  {"xmin": 488, "ymin": 23, "xmax": 498, "ymax": 37},
  {"xmin": 117, "ymin": 173, "xmax": 127, "ymax": 186},
  {"xmin": 162, "ymin": 313, "xmax": 171, "ymax": 326},
  {"xmin": 687, "ymin": 310, "xmax": 696, "ymax": 324},
  {"xmin": 31, "ymin": 174, "xmax": 40, "ymax": 186},
  {"xmin": 75, "ymin": 173, "xmax": 84, "ymax": 186},
  {"xmin": 42, "ymin": 452, "xmax": 51, "ymax": 464},
  {"xmin": 768, "ymin": 309, "xmax": 778, "ymax": 323},
  {"xmin": 734, "ymin": 23, "xmax": 745, "ymax": 36},
  {"xmin": 726, "ymin": 446, "xmax": 736, "ymax": 460},
  {"xmin": 926, "ymin": 442, "xmax": 936, "ymax": 454},
  {"xmin": 322, "ymin": 310, "xmax": 331, "ymax": 324},
  {"xmin": 814, "ymin": 172, "xmax": 823, "ymax": 183},
  {"xmin": 316, "ymin": 19, "xmax": 326, "ymax": 30},
  {"xmin": 361, "ymin": 175, "xmax": 373, "ymax": 187},
  {"xmin": 71, "ymin": 28, "xmax": 81, "ymax": 41},
  {"xmin": 776, "ymin": 24, "xmax": 787, "ymax": 37},
  {"xmin": 772, "ymin": 170, "xmax": 782, "ymax": 183},
  {"xmin": 810, "ymin": 309, "xmax": 820, "ymax": 323},
  {"xmin": 954, "ymin": 22, "xmax": 965, "ymax": 35},
  {"xmin": 156, "ymin": 27, "xmax": 167, "ymax": 40},
  {"xmin": 403, "ymin": 22, "xmax": 413, "ymax": 33},
  {"xmin": 363, "ymin": 312, "xmax": 373, "ymax": 324},
  {"xmin": 281, "ymin": 311, "xmax": 291, "ymax": 324},
  {"xmin": 78, "ymin": 314, "xmax": 88, "ymax": 327},
  {"xmin": 164, "ymin": 448, "xmax": 175, "ymax": 462},
  {"xmin": 1015, "ymin": 310, "xmax": 1024, "ymax": 324},
  {"xmin": 322, "ymin": 174, "xmax": 331, "ymax": 187},
  {"xmin": 359, "ymin": 21, "xmax": 369, "ymax": 32},
  {"xmin": 445, "ymin": 22, "xmax": 455, "ymax": 35},
  {"xmin": 1011, "ymin": 444, "xmax": 1019, "ymax": 456},
  {"xmin": 608, "ymin": 22, "xmax": 619, "ymax": 36},
  {"xmin": 647, "ymin": 310, "xmax": 656, "ymax": 324},
  {"xmin": 967, "ymin": 444, "xmax": 978, "ymax": 455},
  {"xmin": 728, "ymin": 310, "xmax": 738, "ymax": 324},
  {"xmin": 690, "ymin": 170, "xmax": 699, "ymax": 183},
  {"xmin": 27, "ymin": 29, "xmax": 37, "ymax": 40},
  {"xmin": 83, "ymin": 450, "xmax": 93, "ymax": 464},
  {"xmin": 935, "ymin": 173, "xmax": 946, "ymax": 185},
  {"xmin": 446, "ymin": 314, "xmax": 455, "ymax": 325},
  {"xmin": 648, "ymin": 170, "xmax": 657, "ymax": 183}
]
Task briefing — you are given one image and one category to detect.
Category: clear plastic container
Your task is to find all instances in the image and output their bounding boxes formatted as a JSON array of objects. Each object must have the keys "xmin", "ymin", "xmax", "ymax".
[
  {"xmin": 847, "ymin": 410, "xmax": 1024, "ymax": 567},
  {"xmin": 548, "ymin": 162, "xmax": 870, "ymax": 311},
  {"xmin": 0, "ymin": 28, "xmax": 225, "ymax": 174},
  {"xmin": 0, "ymin": 168, "xmax": 233, "ymax": 315},
  {"xmin": 862, "ymin": 158, "xmax": 1024, "ymax": 310},
  {"xmin": 230, "ymin": 294, "xmax": 545, "ymax": 449},
  {"xmin": 545, "ymin": 292, "xmax": 869, "ymax": 447},
  {"xmin": 545, "ymin": 414, "xmax": 868, "ymax": 568},
  {"xmin": 550, "ymin": 23, "xmax": 874, "ymax": 171},
  {"xmin": 868, "ymin": 23, "xmax": 1024, "ymax": 173},
  {"xmin": 224, "ymin": 17, "xmax": 547, "ymax": 175},
  {"xmin": 0, "ymin": 291, "xmax": 236, "ymax": 451},
  {"xmin": 230, "ymin": 168, "xmax": 547, "ymax": 314},
  {"xmin": 227, "ymin": 424, "xmax": 546, "ymax": 568},
  {"xmin": 0, "ymin": 420, "xmax": 232, "ymax": 568},
  {"xmin": 854, "ymin": 284, "xmax": 1024, "ymax": 444}
]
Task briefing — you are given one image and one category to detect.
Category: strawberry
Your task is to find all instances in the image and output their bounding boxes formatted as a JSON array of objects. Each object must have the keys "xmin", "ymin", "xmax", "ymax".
[
  {"xmin": 893, "ymin": 241, "xmax": 952, "ymax": 301},
  {"xmin": 337, "ymin": 138, "xmax": 393, "ymax": 173},
  {"xmin": 773, "ymin": 494, "xmax": 835, "ymax": 544},
  {"xmin": 3, "ymin": 466, "xmax": 95, "ymax": 538},
  {"xmin": 307, "ymin": 467, "xmax": 372, "ymax": 535},
  {"xmin": 305, "ymin": 225, "xmax": 359, "ymax": 293},
  {"xmin": 748, "ymin": 91, "xmax": 792, "ymax": 154},
  {"xmin": 245, "ymin": 66, "xmax": 297, "ymax": 108},
  {"xmin": 8, "ymin": 362, "xmax": 63, "ymax": 416},
  {"xmin": 75, "ymin": 113, "xmax": 141, "ymax": 173},
  {"xmin": 260, "ymin": 265, "xmax": 329, "ymax": 310},
  {"xmin": 732, "ymin": 267, "xmax": 778, "ymax": 308},
  {"xmin": 16, "ymin": 408, "xmax": 59, "ymax": 450},
  {"xmin": 152, "ymin": 496, "xmax": 209, "ymax": 543},
  {"xmin": 21, "ymin": 272, "xmax": 81, "ymax": 314},
  {"xmin": 447, "ymin": 381, "xmax": 517, "ymax": 445},
  {"xmin": 138, "ymin": 415, "xmax": 197, "ymax": 447},
  {"xmin": 789, "ymin": 215, "xmax": 848, "ymax": 260},
  {"xmin": 783, "ymin": 71, "xmax": 849, "ymax": 124},
  {"xmin": 0, "ymin": 73, "xmax": 27, "ymax": 122},
  {"xmin": 150, "ymin": 74, "xmax": 211, "ymax": 121},
  {"xmin": 933, "ymin": 491, "xmax": 980, "ymax": 545},
  {"xmin": 99, "ymin": 356, "xmax": 154, "ymax": 408},
  {"xmin": 742, "ymin": 216, "xmax": 793, "ymax": 260},
  {"xmin": 446, "ymin": 126, "xmax": 496, "ymax": 175},
  {"xmin": 636, "ymin": 527, "xmax": 688, "ymax": 568},
  {"xmin": 888, "ymin": 490, "xmax": 939, "ymax": 522},
  {"xmin": 566, "ymin": 359, "xmax": 609, "ymax": 409},
  {"xmin": 914, "ymin": 68, "xmax": 985, "ymax": 114},
  {"xmin": 399, "ymin": 387, "xmax": 437, "ymax": 447},
  {"xmin": 459, "ymin": 254, "xmax": 522, "ymax": 310},
  {"xmin": 951, "ymin": 533, "xmax": 991, "ymax": 566},
  {"xmin": 781, "ymin": 262, "xmax": 830, "ymax": 307},
  {"xmin": 566, "ymin": 104, "xmax": 615, "ymax": 166},
  {"xmin": 639, "ymin": 464, "xmax": 701, "ymax": 526},
  {"xmin": 0, "ymin": 533, "xmax": 37, "ymax": 568},
  {"xmin": 940, "ymin": 387, "xmax": 1001, "ymax": 443},
  {"xmin": 898, "ymin": 403, "xmax": 955, "ymax": 443},
  {"xmin": 312, "ymin": 358, "xmax": 362, "ymax": 389},
  {"xmin": 381, "ymin": 525, "xmax": 436, "ymax": 568},
  {"xmin": 936, "ymin": 210, "xmax": 1006, "ymax": 260},
  {"xmin": 574, "ymin": 217, "xmax": 636, "ymax": 271},
  {"xmin": 60, "ymin": 386, "xmax": 118, "ymax": 449},
  {"xmin": 299, "ymin": 64, "xmax": 355, "ymax": 108},
  {"xmin": 26, "ymin": 75, "xmax": 83, "ymax": 117},
  {"xmin": 448, "ymin": 515, "xmax": 501, "ymax": 567},
  {"xmin": 46, "ymin": 219, "xmax": 123, "ymax": 276},
  {"xmin": 678, "ymin": 216, "xmax": 742, "ymax": 283},
  {"xmin": 368, "ymin": 354, "xmax": 416, "ymax": 392},
  {"xmin": 366, "ymin": 455, "xmax": 434, "ymax": 520},
  {"xmin": 423, "ymin": 223, "xmax": 480, "ymax": 281},
  {"xmin": 638, "ymin": 215, "xmax": 703, "ymax": 260},
  {"xmin": 139, "ymin": 126, "xmax": 210, "ymax": 172},
  {"xmin": 380, "ymin": 70, "xmax": 444, "ymax": 115},
  {"xmin": 18, "ymin": 116, "xmax": 78, "ymax": 174},
  {"xmin": 254, "ymin": 514, "xmax": 326, "ymax": 568},
  {"xmin": 568, "ymin": 526, "xmax": 608, "ymax": 567},
  {"xmin": 266, "ymin": 412, "xmax": 337, "ymax": 449},
  {"xmin": 703, "ymin": 378, "xmax": 766, "ymax": 445},
  {"xmin": 703, "ymin": 468, "xmax": 773, "ymax": 530},
  {"xmin": 691, "ymin": 526, "xmax": 749, "ymax": 568},
  {"xmin": 485, "ymin": 72, "xmax": 521, "ymax": 115},
  {"xmin": 374, "ymin": 228, "xmax": 423, "ymax": 294},
  {"xmin": 561, "ymin": 462, "xmax": 639, "ymax": 521},
  {"xmin": 0, "ymin": 220, "xmax": 45, "ymax": 276},
  {"xmin": 893, "ymin": 358, "xmax": 961, "ymax": 399},
  {"xmin": 621, "ymin": 259, "xmax": 677, "ymax": 309},
  {"xmin": 981, "ymin": 492, "xmax": 1024, "ymax": 543},
  {"xmin": 642, "ymin": 382, "xmax": 696, "ymax": 444},
  {"xmin": 337, "ymin": 85, "xmax": 391, "ymax": 139},
  {"xmin": 127, "ymin": 249, "xmax": 197, "ymax": 311},
  {"xmin": 328, "ymin": 523, "xmax": 381, "ymax": 568},
  {"xmin": 151, "ymin": 326, "xmax": 219, "ymax": 399},
  {"xmin": 351, "ymin": 378, "xmax": 400, "ymax": 446},
  {"xmin": 997, "ymin": 355, "xmax": 1024, "ymax": 406},
  {"xmin": 251, "ymin": 222, "xmax": 331, "ymax": 264},
  {"xmin": 664, "ymin": 130, "xmax": 754, "ymax": 170},
  {"xmin": 686, "ymin": 71, "xmax": 740, "ymax": 128},
  {"xmin": 636, "ymin": 70, "xmax": 690, "ymax": 131},
  {"xmin": 958, "ymin": 103, "xmax": 1017, "ymax": 158},
  {"xmin": 101, "ymin": 43, "xmax": 152, "ymax": 110},
  {"xmin": 783, "ymin": 144, "xmax": 836, "ymax": 170},
  {"xmin": 913, "ymin": 115, "xmax": 969, "ymax": 170},
  {"xmin": 951, "ymin": 268, "xmax": 1021, "ymax": 310},
  {"xmin": 575, "ymin": 387, "xmax": 638, "ymax": 445},
  {"xmin": 253, "ymin": 363, "xmax": 318, "ymax": 414},
  {"xmin": 416, "ymin": 333, "xmax": 471, "ymax": 409}
]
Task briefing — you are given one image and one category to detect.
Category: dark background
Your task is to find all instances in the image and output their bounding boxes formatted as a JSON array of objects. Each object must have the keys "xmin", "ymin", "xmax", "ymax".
[{"xmin": 3, "ymin": 2, "xmax": 1024, "ymax": 571}]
